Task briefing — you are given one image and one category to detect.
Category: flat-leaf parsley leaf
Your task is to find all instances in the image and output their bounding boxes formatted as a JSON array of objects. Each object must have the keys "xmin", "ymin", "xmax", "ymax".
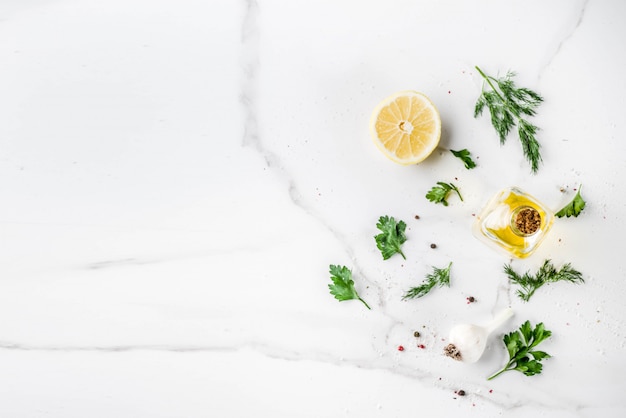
[
  {"xmin": 374, "ymin": 216, "xmax": 407, "ymax": 260},
  {"xmin": 426, "ymin": 182, "xmax": 463, "ymax": 206},
  {"xmin": 328, "ymin": 264, "xmax": 371, "ymax": 309},
  {"xmin": 450, "ymin": 149, "xmax": 477, "ymax": 169},
  {"xmin": 488, "ymin": 321, "xmax": 552, "ymax": 380},
  {"xmin": 555, "ymin": 185, "xmax": 586, "ymax": 218}
]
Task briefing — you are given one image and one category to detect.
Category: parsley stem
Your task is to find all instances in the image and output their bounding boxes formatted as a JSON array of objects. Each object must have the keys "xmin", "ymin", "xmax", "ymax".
[
  {"xmin": 358, "ymin": 297, "xmax": 371, "ymax": 310},
  {"xmin": 487, "ymin": 366, "xmax": 510, "ymax": 381}
]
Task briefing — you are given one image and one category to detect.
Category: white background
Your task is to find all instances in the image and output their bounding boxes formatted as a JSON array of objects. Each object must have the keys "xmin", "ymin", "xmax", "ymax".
[{"xmin": 1, "ymin": 0, "xmax": 625, "ymax": 417}]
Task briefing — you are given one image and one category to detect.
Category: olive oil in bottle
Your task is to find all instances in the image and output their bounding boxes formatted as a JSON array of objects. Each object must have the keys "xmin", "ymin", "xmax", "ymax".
[{"xmin": 472, "ymin": 187, "xmax": 554, "ymax": 258}]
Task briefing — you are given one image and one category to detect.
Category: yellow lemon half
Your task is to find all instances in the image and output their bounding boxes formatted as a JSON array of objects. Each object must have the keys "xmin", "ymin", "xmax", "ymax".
[{"xmin": 370, "ymin": 91, "xmax": 441, "ymax": 165}]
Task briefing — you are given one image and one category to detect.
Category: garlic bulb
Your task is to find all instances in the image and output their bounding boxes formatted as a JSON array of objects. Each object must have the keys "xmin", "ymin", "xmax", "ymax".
[{"xmin": 444, "ymin": 308, "xmax": 514, "ymax": 363}]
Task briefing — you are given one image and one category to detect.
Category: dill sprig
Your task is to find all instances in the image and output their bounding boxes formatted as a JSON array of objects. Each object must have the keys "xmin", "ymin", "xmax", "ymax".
[
  {"xmin": 474, "ymin": 66, "xmax": 544, "ymax": 173},
  {"xmin": 402, "ymin": 262, "xmax": 452, "ymax": 300},
  {"xmin": 503, "ymin": 260, "xmax": 584, "ymax": 302}
]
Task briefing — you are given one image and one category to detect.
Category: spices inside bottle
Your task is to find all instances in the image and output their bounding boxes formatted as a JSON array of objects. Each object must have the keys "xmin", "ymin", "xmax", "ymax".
[
  {"xmin": 472, "ymin": 187, "xmax": 554, "ymax": 258},
  {"xmin": 511, "ymin": 206, "xmax": 541, "ymax": 236}
]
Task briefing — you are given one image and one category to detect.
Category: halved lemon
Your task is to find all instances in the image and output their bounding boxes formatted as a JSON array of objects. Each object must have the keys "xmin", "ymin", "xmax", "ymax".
[{"xmin": 370, "ymin": 91, "xmax": 441, "ymax": 165}]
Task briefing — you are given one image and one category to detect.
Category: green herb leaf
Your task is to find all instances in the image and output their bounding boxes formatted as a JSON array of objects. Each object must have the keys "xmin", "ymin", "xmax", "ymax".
[
  {"xmin": 518, "ymin": 359, "xmax": 543, "ymax": 376},
  {"xmin": 402, "ymin": 262, "xmax": 452, "ymax": 300},
  {"xmin": 450, "ymin": 149, "xmax": 477, "ymax": 169},
  {"xmin": 374, "ymin": 216, "xmax": 407, "ymax": 260},
  {"xmin": 503, "ymin": 260, "xmax": 584, "ymax": 302},
  {"xmin": 328, "ymin": 265, "xmax": 371, "ymax": 309},
  {"xmin": 426, "ymin": 182, "xmax": 463, "ymax": 206},
  {"xmin": 504, "ymin": 332, "xmax": 519, "ymax": 358},
  {"xmin": 556, "ymin": 185, "xmax": 586, "ymax": 218},
  {"xmin": 520, "ymin": 321, "xmax": 533, "ymax": 343},
  {"xmin": 529, "ymin": 350, "xmax": 550, "ymax": 361},
  {"xmin": 474, "ymin": 66, "xmax": 544, "ymax": 173},
  {"xmin": 488, "ymin": 321, "xmax": 552, "ymax": 380}
]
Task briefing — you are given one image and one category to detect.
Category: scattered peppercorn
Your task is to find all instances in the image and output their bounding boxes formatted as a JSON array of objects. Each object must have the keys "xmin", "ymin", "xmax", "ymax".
[
  {"xmin": 457, "ymin": 390, "xmax": 466, "ymax": 396},
  {"xmin": 414, "ymin": 215, "xmax": 420, "ymax": 220},
  {"xmin": 430, "ymin": 243, "xmax": 437, "ymax": 249},
  {"xmin": 418, "ymin": 344, "xmax": 426, "ymax": 349},
  {"xmin": 413, "ymin": 331, "xmax": 421, "ymax": 338},
  {"xmin": 466, "ymin": 296, "xmax": 476, "ymax": 304}
]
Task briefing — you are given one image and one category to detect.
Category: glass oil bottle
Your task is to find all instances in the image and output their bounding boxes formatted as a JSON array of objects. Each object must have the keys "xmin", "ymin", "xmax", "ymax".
[{"xmin": 472, "ymin": 187, "xmax": 554, "ymax": 259}]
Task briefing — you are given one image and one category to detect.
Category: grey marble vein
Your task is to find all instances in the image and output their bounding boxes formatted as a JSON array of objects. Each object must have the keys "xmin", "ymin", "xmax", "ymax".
[
  {"xmin": 0, "ymin": 341, "xmax": 233, "ymax": 353},
  {"xmin": 240, "ymin": 0, "xmax": 260, "ymax": 150},
  {"xmin": 538, "ymin": 0, "xmax": 589, "ymax": 80},
  {"xmin": 237, "ymin": 0, "xmax": 386, "ymax": 303},
  {"xmin": 0, "ymin": 338, "xmax": 589, "ymax": 414}
]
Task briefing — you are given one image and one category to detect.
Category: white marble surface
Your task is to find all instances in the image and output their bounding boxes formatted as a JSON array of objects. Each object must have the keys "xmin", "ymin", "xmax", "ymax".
[{"xmin": 1, "ymin": 0, "xmax": 625, "ymax": 416}]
